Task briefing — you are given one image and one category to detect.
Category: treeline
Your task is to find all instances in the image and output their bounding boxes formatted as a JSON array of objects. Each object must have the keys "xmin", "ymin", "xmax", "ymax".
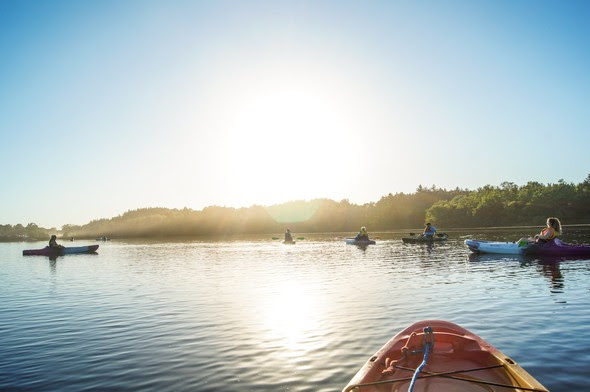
[
  {"xmin": 0, "ymin": 223, "xmax": 54, "ymax": 242},
  {"xmin": 4, "ymin": 175, "xmax": 590, "ymax": 241},
  {"xmin": 426, "ymin": 177, "xmax": 590, "ymax": 227},
  {"xmin": 58, "ymin": 187, "xmax": 467, "ymax": 239}
]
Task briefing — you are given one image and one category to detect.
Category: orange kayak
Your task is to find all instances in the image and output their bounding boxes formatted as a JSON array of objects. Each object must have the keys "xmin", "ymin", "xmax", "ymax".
[{"xmin": 343, "ymin": 320, "xmax": 548, "ymax": 392}]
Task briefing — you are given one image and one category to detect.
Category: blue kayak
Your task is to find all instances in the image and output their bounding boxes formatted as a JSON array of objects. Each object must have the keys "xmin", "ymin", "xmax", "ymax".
[
  {"xmin": 23, "ymin": 245, "xmax": 99, "ymax": 256},
  {"xmin": 345, "ymin": 238, "xmax": 376, "ymax": 245}
]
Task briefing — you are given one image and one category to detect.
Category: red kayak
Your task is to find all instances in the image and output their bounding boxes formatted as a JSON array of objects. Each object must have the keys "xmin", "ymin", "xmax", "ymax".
[
  {"xmin": 343, "ymin": 320, "xmax": 548, "ymax": 392},
  {"xmin": 23, "ymin": 245, "xmax": 99, "ymax": 256}
]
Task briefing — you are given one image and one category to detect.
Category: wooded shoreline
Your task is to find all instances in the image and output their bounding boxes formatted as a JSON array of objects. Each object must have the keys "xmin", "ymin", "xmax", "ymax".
[{"xmin": 3, "ymin": 176, "xmax": 590, "ymax": 241}]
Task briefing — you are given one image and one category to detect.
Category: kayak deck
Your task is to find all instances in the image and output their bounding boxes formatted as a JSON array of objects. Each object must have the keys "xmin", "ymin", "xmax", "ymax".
[
  {"xmin": 464, "ymin": 239, "xmax": 522, "ymax": 255},
  {"xmin": 343, "ymin": 320, "xmax": 547, "ymax": 392}
]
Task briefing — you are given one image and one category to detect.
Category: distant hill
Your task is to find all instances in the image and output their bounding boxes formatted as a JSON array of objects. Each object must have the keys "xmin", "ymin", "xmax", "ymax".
[{"xmin": 3, "ymin": 175, "xmax": 589, "ymax": 241}]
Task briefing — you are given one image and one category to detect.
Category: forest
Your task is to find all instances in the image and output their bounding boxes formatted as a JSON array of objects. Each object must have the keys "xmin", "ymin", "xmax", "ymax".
[{"xmin": 2, "ymin": 175, "xmax": 590, "ymax": 241}]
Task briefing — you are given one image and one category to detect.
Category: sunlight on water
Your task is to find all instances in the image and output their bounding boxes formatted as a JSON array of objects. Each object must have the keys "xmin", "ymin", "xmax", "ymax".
[
  {"xmin": 259, "ymin": 281, "xmax": 321, "ymax": 353},
  {"xmin": 1, "ymin": 228, "xmax": 590, "ymax": 391}
]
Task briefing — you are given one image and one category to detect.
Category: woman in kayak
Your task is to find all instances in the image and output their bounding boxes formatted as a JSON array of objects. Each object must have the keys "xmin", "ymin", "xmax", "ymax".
[
  {"xmin": 49, "ymin": 235, "xmax": 64, "ymax": 249},
  {"xmin": 518, "ymin": 217, "xmax": 562, "ymax": 246},
  {"xmin": 422, "ymin": 223, "xmax": 437, "ymax": 238},
  {"xmin": 355, "ymin": 227, "xmax": 370, "ymax": 241},
  {"xmin": 535, "ymin": 217, "xmax": 562, "ymax": 243}
]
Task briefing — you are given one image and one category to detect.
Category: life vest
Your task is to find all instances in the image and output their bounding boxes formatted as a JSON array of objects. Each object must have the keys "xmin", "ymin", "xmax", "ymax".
[
  {"xmin": 540, "ymin": 227, "xmax": 558, "ymax": 240},
  {"xmin": 423, "ymin": 226, "xmax": 435, "ymax": 235}
]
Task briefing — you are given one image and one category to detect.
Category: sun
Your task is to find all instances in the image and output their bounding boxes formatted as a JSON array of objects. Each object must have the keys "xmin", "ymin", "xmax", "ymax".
[{"xmin": 218, "ymin": 84, "xmax": 363, "ymax": 204}]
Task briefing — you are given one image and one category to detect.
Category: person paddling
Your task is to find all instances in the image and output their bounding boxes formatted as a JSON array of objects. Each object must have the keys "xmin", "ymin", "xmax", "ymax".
[
  {"xmin": 49, "ymin": 235, "xmax": 64, "ymax": 249},
  {"xmin": 284, "ymin": 228, "xmax": 293, "ymax": 242},
  {"xmin": 355, "ymin": 227, "xmax": 370, "ymax": 241},
  {"xmin": 422, "ymin": 223, "xmax": 437, "ymax": 238}
]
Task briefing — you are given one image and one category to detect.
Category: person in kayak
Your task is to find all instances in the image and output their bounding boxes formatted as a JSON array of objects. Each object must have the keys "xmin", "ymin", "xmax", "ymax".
[
  {"xmin": 48, "ymin": 235, "xmax": 64, "ymax": 249},
  {"xmin": 518, "ymin": 217, "xmax": 562, "ymax": 246},
  {"xmin": 534, "ymin": 217, "xmax": 562, "ymax": 243},
  {"xmin": 355, "ymin": 227, "xmax": 370, "ymax": 241},
  {"xmin": 284, "ymin": 228, "xmax": 293, "ymax": 242},
  {"xmin": 422, "ymin": 223, "xmax": 437, "ymax": 238}
]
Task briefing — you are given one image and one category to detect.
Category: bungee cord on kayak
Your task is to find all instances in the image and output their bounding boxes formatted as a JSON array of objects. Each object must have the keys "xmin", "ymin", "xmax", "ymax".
[{"xmin": 408, "ymin": 327, "xmax": 433, "ymax": 392}]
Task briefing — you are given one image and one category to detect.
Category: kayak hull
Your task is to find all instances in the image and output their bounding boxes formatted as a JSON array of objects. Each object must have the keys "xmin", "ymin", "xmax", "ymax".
[
  {"xmin": 402, "ymin": 235, "xmax": 448, "ymax": 243},
  {"xmin": 524, "ymin": 239, "xmax": 590, "ymax": 256},
  {"xmin": 346, "ymin": 238, "xmax": 376, "ymax": 246},
  {"xmin": 465, "ymin": 238, "xmax": 590, "ymax": 257},
  {"xmin": 23, "ymin": 245, "xmax": 99, "ymax": 256},
  {"xmin": 343, "ymin": 320, "xmax": 548, "ymax": 392},
  {"xmin": 464, "ymin": 239, "xmax": 522, "ymax": 254}
]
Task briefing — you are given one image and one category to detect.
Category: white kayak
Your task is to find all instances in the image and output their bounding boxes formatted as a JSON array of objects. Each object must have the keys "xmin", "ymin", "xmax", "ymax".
[{"xmin": 464, "ymin": 239, "xmax": 523, "ymax": 254}]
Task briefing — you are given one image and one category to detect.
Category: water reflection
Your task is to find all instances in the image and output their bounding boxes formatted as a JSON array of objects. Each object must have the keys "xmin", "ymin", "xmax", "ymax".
[
  {"xmin": 259, "ymin": 281, "xmax": 321, "ymax": 353},
  {"xmin": 467, "ymin": 252, "xmax": 565, "ymax": 293},
  {"xmin": 48, "ymin": 258, "xmax": 57, "ymax": 274},
  {"xmin": 352, "ymin": 244, "xmax": 369, "ymax": 251},
  {"xmin": 4, "ymin": 229, "xmax": 590, "ymax": 392},
  {"xmin": 536, "ymin": 259, "xmax": 564, "ymax": 293}
]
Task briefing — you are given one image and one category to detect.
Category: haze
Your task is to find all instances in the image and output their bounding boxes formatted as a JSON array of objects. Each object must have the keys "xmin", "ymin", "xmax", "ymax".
[{"xmin": 1, "ymin": 0, "xmax": 588, "ymax": 228}]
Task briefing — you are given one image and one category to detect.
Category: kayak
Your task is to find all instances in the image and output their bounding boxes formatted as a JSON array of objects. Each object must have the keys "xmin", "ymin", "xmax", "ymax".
[
  {"xmin": 23, "ymin": 245, "xmax": 99, "ymax": 256},
  {"xmin": 402, "ymin": 234, "xmax": 448, "ymax": 243},
  {"xmin": 464, "ymin": 239, "xmax": 522, "ymax": 254},
  {"xmin": 525, "ymin": 239, "xmax": 590, "ymax": 256},
  {"xmin": 283, "ymin": 240, "xmax": 296, "ymax": 244},
  {"xmin": 465, "ymin": 238, "xmax": 590, "ymax": 257},
  {"xmin": 343, "ymin": 320, "xmax": 548, "ymax": 392},
  {"xmin": 346, "ymin": 238, "xmax": 376, "ymax": 246}
]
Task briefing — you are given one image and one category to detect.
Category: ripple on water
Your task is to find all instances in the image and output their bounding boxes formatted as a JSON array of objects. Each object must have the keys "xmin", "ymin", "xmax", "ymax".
[{"xmin": 1, "ymin": 230, "xmax": 590, "ymax": 391}]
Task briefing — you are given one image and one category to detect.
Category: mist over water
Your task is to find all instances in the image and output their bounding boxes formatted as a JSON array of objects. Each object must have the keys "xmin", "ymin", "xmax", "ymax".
[{"xmin": 1, "ymin": 227, "xmax": 589, "ymax": 391}]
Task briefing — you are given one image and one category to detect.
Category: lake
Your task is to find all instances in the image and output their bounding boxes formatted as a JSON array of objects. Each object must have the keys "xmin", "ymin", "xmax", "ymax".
[{"xmin": 1, "ymin": 226, "xmax": 589, "ymax": 391}]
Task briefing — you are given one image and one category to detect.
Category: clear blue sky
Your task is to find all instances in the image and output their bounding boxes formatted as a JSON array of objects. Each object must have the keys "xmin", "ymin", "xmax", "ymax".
[{"xmin": 1, "ymin": 0, "xmax": 589, "ymax": 228}]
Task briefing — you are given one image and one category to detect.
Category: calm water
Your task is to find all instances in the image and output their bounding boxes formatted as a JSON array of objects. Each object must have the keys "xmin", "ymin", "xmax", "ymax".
[{"xmin": 1, "ymin": 227, "xmax": 590, "ymax": 392}]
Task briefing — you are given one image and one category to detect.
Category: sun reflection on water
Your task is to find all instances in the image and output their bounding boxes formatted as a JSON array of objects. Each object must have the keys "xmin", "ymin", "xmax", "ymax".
[{"xmin": 260, "ymin": 281, "xmax": 323, "ymax": 354}]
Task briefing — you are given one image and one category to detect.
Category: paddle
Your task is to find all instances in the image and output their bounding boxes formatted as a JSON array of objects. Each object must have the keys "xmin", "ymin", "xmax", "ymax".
[
  {"xmin": 272, "ymin": 237, "xmax": 280, "ymax": 240},
  {"xmin": 296, "ymin": 237, "xmax": 305, "ymax": 240}
]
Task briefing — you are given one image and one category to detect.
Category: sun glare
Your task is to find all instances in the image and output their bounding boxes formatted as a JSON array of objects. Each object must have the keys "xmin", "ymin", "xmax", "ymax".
[
  {"xmin": 219, "ymin": 83, "xmax": 362, "ymax": 204},
  {"xmin": 260, "ymin": 281, "xmax": 322, "ymax": 352}
]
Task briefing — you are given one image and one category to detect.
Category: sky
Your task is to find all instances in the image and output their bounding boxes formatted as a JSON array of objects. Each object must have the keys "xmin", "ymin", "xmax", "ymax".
[{"xmin": 1, "ymin": 0, "xmax": 589, "ymax": 228}]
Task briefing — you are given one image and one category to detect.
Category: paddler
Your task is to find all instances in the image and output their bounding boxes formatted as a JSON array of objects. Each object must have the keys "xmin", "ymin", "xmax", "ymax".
[
  {"xmin": 517, "ymin": 217, "xmax": 562, "ymax": 246},
  {"xmin": 354, "ymin": 227, "xmax": 370, "ymax": 241},
  {"xmin": 49, "ymin": 235, "xmax": 64, "ymax": 249},
  {"xmin": 284, "ymin": 228, "xmax": 293, "ymax": 242},
  {"xmin": 422, "ymin": 222, "xmax": 437, "ymax": 238}
]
